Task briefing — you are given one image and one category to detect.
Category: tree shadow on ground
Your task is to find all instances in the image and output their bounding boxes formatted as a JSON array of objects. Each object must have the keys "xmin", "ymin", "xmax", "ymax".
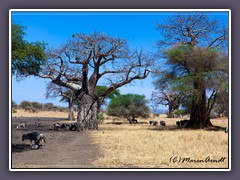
[
  {"xmin": 149, "ymin": 125, "xmax": 227, "ymax": 132},
  {"xmin": 106, "ymin": 122, "xmax": 148, "ymax": 125}
]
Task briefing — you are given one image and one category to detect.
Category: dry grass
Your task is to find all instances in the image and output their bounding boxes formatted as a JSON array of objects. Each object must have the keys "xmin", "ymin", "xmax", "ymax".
[
  {"xmin": 12, "ymin": 108, "xmax": 77, "ymax": 119},
  {"xmin": 90, "ymin": 115, "xmax": 229, "ymax": 168},
  {"xmin": 12, "ymin": 110, "xmax": 229, "ymax": 169}
]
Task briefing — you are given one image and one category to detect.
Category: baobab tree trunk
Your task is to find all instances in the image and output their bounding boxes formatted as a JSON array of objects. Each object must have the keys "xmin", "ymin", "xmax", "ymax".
[
  {"xmin": 68, "ymin": 99, "xmax": 75, "ymax": 121},
  {"xmin": 189, "ymin": 79, "xmax": 212, "ymax": 129},
  {"xmin": 76, "ymin": 94, "xmax": 98, "ymax": 130}
]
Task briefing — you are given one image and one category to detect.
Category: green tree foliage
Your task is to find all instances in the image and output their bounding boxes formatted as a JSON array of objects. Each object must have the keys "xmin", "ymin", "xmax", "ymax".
[
  {"xmin": 155, "ymin": 13, "xmax": 228, "ymax": 128},
  {"xmin": 12, "ymin": 23, "xmax": 47, "ymax": 78},
  {"xmin": 18, "ymin": 100, "xmax": 67, "ymax": 112},
  {"xmin": 43, "ymin": 103, "xmax": 55, "ymax": 111},
  {"xmin": 107, "ymin": 94, "xmax": 150, "ymax": 122},
  {"xmin": 163, "ymin": 45, "xmax": 227, "ymax": 128},
  {"xmin": 95, "ymin": 86, "xmax": 120, "ymax": 100},
  {"xmin": 19, "ymin": 100, "xmax": 32, "ymax": 110}
]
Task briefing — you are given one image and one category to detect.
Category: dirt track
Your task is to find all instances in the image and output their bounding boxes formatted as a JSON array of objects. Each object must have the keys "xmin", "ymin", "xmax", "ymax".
[{"xmin": 11, "ymin": 117, "xmax": 100, "ymax": 169}]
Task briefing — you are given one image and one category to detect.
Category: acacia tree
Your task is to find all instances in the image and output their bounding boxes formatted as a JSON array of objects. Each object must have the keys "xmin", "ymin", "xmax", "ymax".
[
  {"xmin": 156, "ymin": 13, "xmax": 228, "ymax": 128},
  {"xmin": 107, "ymin": 94, "xmax": 150, "ymax": 123},
  {"xmin": 31, "ymin": 32, "xmax": 153, "ymax": 130},
  {"xmin": 95, "ymin": 85, "xmax": 120, "ymax": 110}
]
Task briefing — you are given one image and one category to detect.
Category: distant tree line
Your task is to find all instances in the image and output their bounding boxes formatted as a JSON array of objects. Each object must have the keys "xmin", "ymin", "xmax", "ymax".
[{"xmin": 12, "ymin": 100, "xmax": 68, "ymax": 113}]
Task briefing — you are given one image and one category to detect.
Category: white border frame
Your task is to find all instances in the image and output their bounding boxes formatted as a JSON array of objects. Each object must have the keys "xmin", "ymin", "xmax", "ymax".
[{"xmin": 9, "ymin": 9, "xmax": 231, "ymax": 171}]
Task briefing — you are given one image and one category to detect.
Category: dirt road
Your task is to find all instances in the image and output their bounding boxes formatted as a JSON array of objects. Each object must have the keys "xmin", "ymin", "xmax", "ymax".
[{"xmin": 11, "ymin": 117, "xmax": 100, "ymax": 169}]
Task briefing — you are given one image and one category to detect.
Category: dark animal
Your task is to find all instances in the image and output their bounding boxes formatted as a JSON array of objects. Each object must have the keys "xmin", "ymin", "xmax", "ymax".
[
  {"xmin": 176, "ymin": 121, "xmax": 180, "ymax": 127},
  {"xmin": 60, "ymin": 123, "xmax": 67, "ymax": 129},
  {"xmin": 22, "ymin": 131, "xmax": 46, "ymax": 148},
  {"xmin": 149, "ymin": 120, "xmax": 158, "ymax": 126},
  {"xmin": 177, "ymin": 120, "xmax": 191, "ymax": 128},
  {"xmin": 129, "ymin": 119, "xmax": 138, "ymax": 124},
  {"xmin": 160, "ymin": 120, "xmax": 166, "ymax": 126},
  {"xmin": 69, "ymin": 123, "xmax": 78, "ymax": 131},
  {"xmin": 54, "ymin": 123, "xmax": 61, "ymax": 130},
  {"xmin": 61, "ymin": 123, "xmax": 70, "ymax": 130}
]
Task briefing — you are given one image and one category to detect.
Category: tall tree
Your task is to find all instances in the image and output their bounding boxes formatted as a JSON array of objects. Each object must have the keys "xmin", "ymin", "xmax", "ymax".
[
  {"xmin": 164, "ymin": 45, "xmax": 227, "ymax": 128},
  {"xmin": 28, "ymin": 32, "xmax": 153, "ymax": 130},
  {"xmin": 12, "ymin": 23, "xmax": 47, "ymax": 78},
  {"xmin": 155, "ymin": 13, "xmax": 228, "ymax": 128}
]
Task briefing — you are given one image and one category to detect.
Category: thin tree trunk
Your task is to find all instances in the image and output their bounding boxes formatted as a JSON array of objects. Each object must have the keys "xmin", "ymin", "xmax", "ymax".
[{"xmin": 68, "ymin": 99, "xmax": 75, "ymax": 121}]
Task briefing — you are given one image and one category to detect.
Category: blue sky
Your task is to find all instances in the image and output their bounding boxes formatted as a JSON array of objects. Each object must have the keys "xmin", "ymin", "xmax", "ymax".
[{"xmin": 11, "ymin": 10, "xmax": 229, "ymax": 109}]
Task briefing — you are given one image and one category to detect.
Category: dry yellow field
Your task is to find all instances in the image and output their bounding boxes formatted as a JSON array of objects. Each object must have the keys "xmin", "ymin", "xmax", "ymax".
[
  {"xmin": 12, "ymin": 109, "xmax": 74, "ymax": 119},
  {"xmin": 12, "ymin": 109, "xmax": 229, "ymax": 169},
  {"xmin": 90, "ymin": 114, "xmax": 229, "ymax": 168}
]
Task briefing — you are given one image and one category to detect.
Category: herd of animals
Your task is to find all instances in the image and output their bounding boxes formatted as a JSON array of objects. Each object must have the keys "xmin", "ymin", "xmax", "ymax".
[
  {"xmin": 14, "ymin": 122, "xmax": 79, "ymax": 150},
  {"xmin": 14, "ymin": 118, "xmax": 228, "ymax": 150}
]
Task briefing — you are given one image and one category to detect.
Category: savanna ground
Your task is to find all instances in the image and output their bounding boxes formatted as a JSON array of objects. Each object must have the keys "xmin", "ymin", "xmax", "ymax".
[{"xmin": 11, "ymin": 109, "xmax": 229, "ymax": 169}]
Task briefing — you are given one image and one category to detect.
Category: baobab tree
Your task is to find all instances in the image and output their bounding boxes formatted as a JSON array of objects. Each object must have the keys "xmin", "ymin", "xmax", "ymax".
[
  {"xmin": 156, "ymin": 12, "xmax": 229, "ymax": 128},
  {"xmin": 151, "ymin": 87, "xmax": 183, "ymax": 118},
  {"xmin": 156, "ymin": 12, "xmax": 228, "ymax": 49},
  {"xmin": 31, "ymin": 32, "xmax": 153, "ymax": 130},
  {"xmin": 151, "ymin": 72, "xmax": 186, "ymax": 118},
  {"xmin": 45, "ymin": 83, "xmax": 76, "ymax": 120}
]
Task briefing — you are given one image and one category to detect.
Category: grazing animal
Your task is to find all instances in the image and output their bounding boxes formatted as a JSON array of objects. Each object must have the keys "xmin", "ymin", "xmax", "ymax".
[
  {"xmin": 54, "ymin": 123, "xmax": 71, "ymax": 130},
  {"xmin": 61, "ymin": 123, "xmax": 70, "ymax": 130},
  {"xmin": 61, "ymin": 123, "xmax": 66, "ymax": 129},
  {"xmin": 176, "ymin": 121, "xmax": 180, "ymax": 127},
  {"xmin": 69, "ymin": 123, "xmax": 78, "ymax": 131},
  {"xmin": 160, "ymin": 120, "xmax": 166, "ymax": 126},
  {"xmin": 53, "ymin": 123, "xmax": 61, "ymax": 130},
  {"xmin": 177, "ymin": 120, "xmax": 191, "ymax": 127},
  {"xmin": 22, "ymin": 131, "xmax": 46, "ymax": 148},
  {"xmin": 16, "ymin": 123, "xmax": 26, "ymax": 129},
  {"xmin": 129, "ymin": 119, "xmax": 138, "ymax": 124},
  {"xmin": 149, "ymin": 120, "xmax": 158, "ymax": 126}
]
